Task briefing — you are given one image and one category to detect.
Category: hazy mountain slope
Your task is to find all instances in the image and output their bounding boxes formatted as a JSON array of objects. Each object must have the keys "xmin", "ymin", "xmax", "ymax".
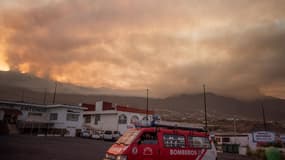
[
  {"xmin": 0, "ymin": 71, "xmax": 145, "ymax": 97},
  {"xmin": 0, "ymin": 71, "xmax": 285, "ymax": 121}
]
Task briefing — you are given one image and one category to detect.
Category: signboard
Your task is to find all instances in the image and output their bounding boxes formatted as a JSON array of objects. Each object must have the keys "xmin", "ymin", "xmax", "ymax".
[
  {"xmin": 253, "ymin": 131, "xmax": 275, "ymax": 142},
  {"xmin": 280, "ymin": 135, "xmax": 285, "ymax": 143}
]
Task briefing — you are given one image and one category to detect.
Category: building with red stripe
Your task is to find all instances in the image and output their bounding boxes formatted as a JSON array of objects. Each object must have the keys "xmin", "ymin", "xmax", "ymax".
[{"xmin": 82, "ymin": 101, "xmax": 155, "ymax": 134}]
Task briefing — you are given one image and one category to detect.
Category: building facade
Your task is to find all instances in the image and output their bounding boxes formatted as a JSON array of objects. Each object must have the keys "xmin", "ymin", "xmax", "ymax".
[
  {"xmin": 82, "ymin": 101, "xmax": 154, "ymax": 134},
  {"xmin": 0, "ymin": 101, "xmax": 85, "ymax": 136},
  {"xmin": 0, "ymin": 100, "xmax": 156, "ymax": 136}
]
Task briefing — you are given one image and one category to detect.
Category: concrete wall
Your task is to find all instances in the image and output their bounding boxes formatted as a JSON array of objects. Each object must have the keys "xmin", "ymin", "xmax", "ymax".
[
  {"xmin": 117, "ymin": 111, "xmax": 145, "ymax": 134},
  {"xmin": 83, "ymin": 111, "xmax": 151, "ymax": 134},
  {"xmin": 229, "ymin": 136, "xmax": 249, "ymax": 147},
  {"xmin": 47, "ymin": 107, "xmax": 84, "ymax": 137},
  {"xmin": 0, "ymin": 102, "xmax": 85, "ymax": 137},
  {"xmin": 99, "ymin": 111, "xmax": 152, "ymax": 134},
  {"xmin": 18, "ymin": 109, "xmax": 48, "ymax": 122},
  {"xmin": 99, "ymin": 114, "xmax": 118, "ymax": 131},
  {"xmin": 82, "ymin": 101, "xmax": 154, "ymax": 134},
  {"xmin": 96, "ymin": 101, "xmax": 103, "ymax": 112}
]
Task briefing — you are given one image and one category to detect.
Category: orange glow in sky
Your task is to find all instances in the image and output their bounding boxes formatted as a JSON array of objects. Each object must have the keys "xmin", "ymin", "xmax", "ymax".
[
  {"xmin": 0, "ymin": 0, "xmax": 285, "ymax": 99},
  {"xmin": 0, "ymin": 49, "xmax": 10, "ymax": 71}
]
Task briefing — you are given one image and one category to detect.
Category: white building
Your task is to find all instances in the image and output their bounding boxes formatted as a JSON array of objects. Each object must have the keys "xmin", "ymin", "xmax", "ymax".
[
  {"xmin": 82, "ymin": 101, "xmax": 154, "ymax": 134},
  {"xmin": 0, "ymin": 101, "xmax": 85, "ymax": 136},
  {"xmin": 215, "ymin": 133, "xmax": 253, "ymax": 155},
  {"xmin": 45, "ymin": 104, "xmax": 84, "ymax": 136}
]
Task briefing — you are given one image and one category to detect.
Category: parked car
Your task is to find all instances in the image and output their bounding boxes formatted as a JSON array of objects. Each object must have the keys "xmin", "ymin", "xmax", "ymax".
[
  {"xmin": 103, "ymin": 130, "xmax": 113, "ymax": 141},
  {"xmin": 81, "ymin": 130, "xmax": 91, "ymax": 138},
  {"xmin": 91, "ymin": 130, "xmax": 104, "ymax": 140},
  {"xmin": 103, "ymin": 130, "xmax": 121, "ymax": 141},
  {"xmin": 112, "ymin": 131, "xmax": 121, "ymax": 141}
]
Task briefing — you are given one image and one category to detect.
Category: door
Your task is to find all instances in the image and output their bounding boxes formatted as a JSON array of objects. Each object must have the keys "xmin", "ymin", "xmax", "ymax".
[{"xmin": 136, "ymin": 132, "xmax": 160, "ymax": 160}]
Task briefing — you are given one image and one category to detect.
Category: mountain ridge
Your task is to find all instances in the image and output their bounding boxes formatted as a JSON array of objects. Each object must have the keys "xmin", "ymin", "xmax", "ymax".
[{"xmin": 0, "ymin": 71, "xmax": 285, "ymax": 122}]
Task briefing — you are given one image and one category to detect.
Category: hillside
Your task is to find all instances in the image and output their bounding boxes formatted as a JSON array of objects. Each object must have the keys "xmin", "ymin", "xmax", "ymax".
[{"xmin": 0, "ymin": 71, "xmax": 285, "ymax": 122}]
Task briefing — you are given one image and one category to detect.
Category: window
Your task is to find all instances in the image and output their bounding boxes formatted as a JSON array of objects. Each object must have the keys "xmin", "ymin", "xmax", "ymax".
[
  {"xmin": 95, "ymin": 115, "xmax": 100, "ymax": 125},
  {"xmin": 163, "ymin": 134, "xmax": 185, "ymax": 148},
  {"xmin": 188, "ymin": 136, "xmax": 211, "ymax": 149},
  {"xmin": 142, "ymin": 116, "xmax": 148, "ymax": 121},
  {"xmin": 66, "ymin": 113, "xmax": 79, "ymax": 121},
  {"xmin": 140, "ymin": 132, "xmax": 158, "ymax": 144},
  {"xmin": 130, "ymin": 115, "xmax": 139, "ymax": 124},
  {"xmin": 85, "ymin": 115, "xmax": 91, "ymax": 123},
  {"xmin": 118, "ymin": 114, "xmax": 127, "ymax": 124},
  {"xmin": 50, "ymin": 113, "xmax": 58, "ymax": 120}
]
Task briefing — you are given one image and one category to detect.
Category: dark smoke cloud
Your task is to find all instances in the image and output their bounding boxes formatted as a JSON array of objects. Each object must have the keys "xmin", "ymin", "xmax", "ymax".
[{"xmin": 0, "ymin": 0, "xmax": 285, "ymax": 99}]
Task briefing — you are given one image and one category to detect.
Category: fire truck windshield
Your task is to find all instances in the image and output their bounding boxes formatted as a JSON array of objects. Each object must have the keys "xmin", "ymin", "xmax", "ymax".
[{"xmin": 116, "ymin": 129, "xmax": 140, "ymax": 145}]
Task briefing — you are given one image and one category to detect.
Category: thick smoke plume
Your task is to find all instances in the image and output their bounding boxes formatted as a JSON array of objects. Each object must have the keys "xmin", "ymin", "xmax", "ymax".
[{"xmin": 0, "ymin": 0, "xmax": 285, "ymax": 99}]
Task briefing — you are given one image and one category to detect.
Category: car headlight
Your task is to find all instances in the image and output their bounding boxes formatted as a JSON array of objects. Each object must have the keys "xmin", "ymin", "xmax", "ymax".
[
  {"xmin": 105, "ymin": 153, "xmax": 116, "ymax": 159},
  {"xmin": 116, "ymin": 155, "xmax": 127, "ymax": 160}
]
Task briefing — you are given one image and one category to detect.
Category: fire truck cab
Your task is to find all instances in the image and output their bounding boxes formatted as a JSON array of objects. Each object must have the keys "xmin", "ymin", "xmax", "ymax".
[{"xmin": 104, "ymin": 124, "xmax": 217, "ymax": 160}]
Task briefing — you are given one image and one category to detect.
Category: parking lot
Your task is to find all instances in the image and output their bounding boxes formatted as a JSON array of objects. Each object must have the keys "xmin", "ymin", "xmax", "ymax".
[{"xmin": 0, "ymin": 135, "xmax": 255, "ymax": 160}]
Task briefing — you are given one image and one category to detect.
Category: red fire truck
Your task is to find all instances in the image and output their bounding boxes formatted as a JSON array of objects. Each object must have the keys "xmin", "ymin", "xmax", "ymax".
[{"xmin": 104, "ymin": 124, "xmax": 217, "ymax": 160}]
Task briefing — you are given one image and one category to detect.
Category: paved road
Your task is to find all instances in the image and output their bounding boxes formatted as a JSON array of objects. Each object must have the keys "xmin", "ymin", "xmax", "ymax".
[
  {"xmin": 218, "ymin": 153, "xmax": 256, "ymax": 160},
  {"xmin": 0, "ymin": 135, "xmax": 113, "ymax": 160},
  {"xmin": 0, "ymin": 135, "xmax": 255, "ymax": 160}
]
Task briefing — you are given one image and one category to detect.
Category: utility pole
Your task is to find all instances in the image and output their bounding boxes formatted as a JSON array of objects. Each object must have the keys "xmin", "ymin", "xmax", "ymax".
[
  {"xmin": 203, "ymin": 84, "xmax": 208, "ymax": 130},
  {"xmin": 261, "ymin": 103, "xmax": 267, "ymax": 131},
  {"xmin": 52, "ymin": 82, "xmax": 57, "ymax": 104},
  {"xmin": 146, "ymin": 88, "xmax": 149, "ymax": 121},
  {"xmin": 233, "ymin": 116, "xmax": 237, "ymax": 144}
]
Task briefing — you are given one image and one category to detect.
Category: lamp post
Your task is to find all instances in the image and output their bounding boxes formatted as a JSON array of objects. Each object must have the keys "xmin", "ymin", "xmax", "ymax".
[
  {"xmin": 52, "ymin": 82, "xmax": 57, "ymax": 104},
  {"xmin": 233, "ymin": 116, "xmax": 237, "ymax": 144},
  {"xmin": 261, "ymin": 103, "xmax": 267, "ymax": 131}
]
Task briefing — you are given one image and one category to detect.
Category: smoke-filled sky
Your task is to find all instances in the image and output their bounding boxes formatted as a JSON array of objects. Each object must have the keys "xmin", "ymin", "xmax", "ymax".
[{"xmin": 0, "ymin": 0, "xmax": 285, "ymax": 99}]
